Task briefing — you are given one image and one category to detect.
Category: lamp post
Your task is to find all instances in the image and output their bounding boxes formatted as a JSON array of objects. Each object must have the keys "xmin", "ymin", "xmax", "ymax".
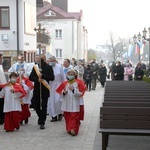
[
  {"xmin": 142, "ymin": 27, "xmax": 150, "ymax": 67},
  {"xmin": 133, "ymin": 32, "xmax": 141, "ymax": 62}
]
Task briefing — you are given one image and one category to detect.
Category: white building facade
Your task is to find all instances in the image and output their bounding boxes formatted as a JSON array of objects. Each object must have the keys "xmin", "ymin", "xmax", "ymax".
[
  {"xmin": 37, "ymin": 2, "xmax": 88, "ymax": 64},
  {"xmin": 0, "ymin": 0, "xmax": 36, "ymax": 70}
]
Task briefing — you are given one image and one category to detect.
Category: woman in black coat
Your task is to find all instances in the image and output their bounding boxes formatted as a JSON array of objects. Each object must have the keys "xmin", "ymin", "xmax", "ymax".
[
  {"xmin": 98, "ymin": 64, "xmax": 107, "ymax": 87},
  {"xmin": 135, "ymin": 63, "xmax": 144, "ymax": 80},
  {"xmin": 114, "ymin": 61, "xmax": 124, "ymax": 80},
  {"xmin": 84, "ymin": 64, "xmax": 93, "ymax": 91}
]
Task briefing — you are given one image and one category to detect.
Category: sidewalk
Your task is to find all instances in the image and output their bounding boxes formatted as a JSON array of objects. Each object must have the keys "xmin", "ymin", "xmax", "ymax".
[{"xmin": 0, "ymin": 84, "xmax": 104, "ymax": 150}]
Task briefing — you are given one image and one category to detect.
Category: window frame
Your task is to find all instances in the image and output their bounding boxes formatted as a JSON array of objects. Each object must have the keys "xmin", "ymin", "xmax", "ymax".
[
  {"xmin": 55, "ymin": 49, "xmax": 62, "ymax": 58},
  {"xmin": 0, "ymin": 7, "xmax": 10, "ymax": 29},
  {"xmin": 55, "ymin": 29, "xmax": 62, "ymax": 38}
]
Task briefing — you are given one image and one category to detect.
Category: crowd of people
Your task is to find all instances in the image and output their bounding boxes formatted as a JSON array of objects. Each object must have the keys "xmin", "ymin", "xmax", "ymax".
[
  {"xmin": 0, "ymin": 53, "xmax": 146, "ymax": 136},
  {"xmin": 108, "ymin": 60, "xmax": 145, "ymax": 81}
]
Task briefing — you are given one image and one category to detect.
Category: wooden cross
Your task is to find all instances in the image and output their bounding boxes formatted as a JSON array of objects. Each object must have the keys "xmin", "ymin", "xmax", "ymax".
[
  {"xmin": 34, "ymin": 23, "xmax": 45, "ymax": 110},
  {"xmin": 34, "ymin": 23, "xmax": 46, "ymax": 43}
]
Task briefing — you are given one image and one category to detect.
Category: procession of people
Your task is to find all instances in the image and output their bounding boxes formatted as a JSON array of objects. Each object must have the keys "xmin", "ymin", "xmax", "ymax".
[{"xmin": 0, "ymin": 52, "xmax": 147, "ymax": 135}]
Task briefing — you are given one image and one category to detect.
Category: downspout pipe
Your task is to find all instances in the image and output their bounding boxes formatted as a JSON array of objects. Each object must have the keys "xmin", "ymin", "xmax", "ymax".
[{"xmin": 16, "ymin": 0, "xmax": 19, "ymax": 56}]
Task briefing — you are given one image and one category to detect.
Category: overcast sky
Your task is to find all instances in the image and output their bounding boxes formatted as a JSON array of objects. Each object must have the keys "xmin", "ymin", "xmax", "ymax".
[{"xmin": 68, "ymin": 0, "xmax": 150, "ymax": 49}]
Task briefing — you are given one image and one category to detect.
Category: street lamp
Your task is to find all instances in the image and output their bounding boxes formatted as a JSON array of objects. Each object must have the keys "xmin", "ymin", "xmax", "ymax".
[
  {"xmin": 142, "ymin": 27, "xmax": 150, "ymax": 67},
  {"xmin": 133, "ymin": 32, "xmax": 141, "ymax": 62}
]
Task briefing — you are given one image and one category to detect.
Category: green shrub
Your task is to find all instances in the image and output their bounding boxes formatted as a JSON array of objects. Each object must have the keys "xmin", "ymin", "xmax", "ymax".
[{"xmin": 143, "ymin": 76, "xmax": 150, "ymax": 83}]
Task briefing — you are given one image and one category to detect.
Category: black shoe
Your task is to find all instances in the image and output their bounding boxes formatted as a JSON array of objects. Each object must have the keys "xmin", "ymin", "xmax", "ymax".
[
  {"xmin": 58, "ymin": 114, "xmax": 63, "ymax": 121},
  {"xmin": 40, "ymin": 124, "xmax": 45, "ymax": 130},
  {"xmin": 25, "ymin": 118, "xmax": 28, "ymax": 124},
  {"xmin": 50, "ymin": 116, "xmax": 57, "ymax": 122}
]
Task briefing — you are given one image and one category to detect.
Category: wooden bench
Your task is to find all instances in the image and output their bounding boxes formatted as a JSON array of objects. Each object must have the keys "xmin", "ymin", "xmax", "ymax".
[
  {"xmin": 104, "ymin": 95, "xmax": 150, "ymax": 99},
  {"xmin": 99, "ymin": 107, "xmax": 150, "ymax": 150},
  {"xmin": 105, "ymin": 81, "xmax": 150, "ymax": 86},
  {"xmin": 103, "ymin": 102, "xmax": 150, "ymax": 107}
]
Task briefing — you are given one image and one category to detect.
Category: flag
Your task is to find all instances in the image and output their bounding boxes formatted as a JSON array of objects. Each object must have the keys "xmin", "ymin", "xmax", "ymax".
[
  {"xmin": 140, "ymin": 44, "xmax": 144, "ymax": 55},
  {"xmin": 135, "ymin": 41, "xmax": 142, "ymax": 55},
  {"xmin": 128, "ymin": 44, "xmax": 134, "ymax": 57}
]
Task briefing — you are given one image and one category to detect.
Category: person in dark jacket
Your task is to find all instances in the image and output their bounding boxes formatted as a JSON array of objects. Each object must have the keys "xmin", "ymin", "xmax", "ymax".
[
  {"xmin": 29, "ymin": 54, "xmax": 54, "ymax": 129},
  {"xmin": 91, "ymin": 59, "xmax": 99, "ymax": 90},
  {"xmin": 114, "ymin": 61, "xmax": 124, "ymax": 80},
  {"xmin": 98, "ymin": 64, "xmax": 107, "ymax": 87},
  {"xmin": 135, "ymin": 63, "xmax": 144, "ymax": 80},
  {"xmin": 84, "ymin": 64, "xmax": 93, "ymax": 91}
]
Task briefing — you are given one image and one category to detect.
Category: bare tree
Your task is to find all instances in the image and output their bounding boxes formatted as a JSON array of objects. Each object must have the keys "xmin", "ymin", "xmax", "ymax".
[
  {"xmin": 105, "ymin": 32, "xmax": 126, "ymax": 62},
  {"xmin": 109, "ymin": 32, "xmax": 116, "ymax": 61}
]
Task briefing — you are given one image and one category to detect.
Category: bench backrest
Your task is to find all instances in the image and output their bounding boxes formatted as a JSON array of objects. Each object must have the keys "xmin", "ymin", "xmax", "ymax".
[
  {"xmin": 103, "ymin": 102, "xmax": 150, "ymax": 107},
  {"xmin": 100, "ymin": 107, "xmax": 150, "ymax": 129}
]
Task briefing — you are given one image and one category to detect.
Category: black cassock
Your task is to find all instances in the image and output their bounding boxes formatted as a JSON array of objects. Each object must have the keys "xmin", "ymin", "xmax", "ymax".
[{"xmin": 29, "ymin": 62, "xmax": 54, "ymax": 125}]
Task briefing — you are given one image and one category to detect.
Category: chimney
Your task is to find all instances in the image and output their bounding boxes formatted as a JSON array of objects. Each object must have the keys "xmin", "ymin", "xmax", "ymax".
[
  {"xmin": 52, "ymin": 0, "xmax": 68, "ymax": 12},
  {"xmin": 37, "ymin": 0, "xmax": 43, "ymax": 7}
]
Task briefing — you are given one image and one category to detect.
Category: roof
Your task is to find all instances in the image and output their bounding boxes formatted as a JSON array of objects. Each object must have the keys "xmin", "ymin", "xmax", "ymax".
[{"xmin": 37, "ymin": 1, "xmax": 82, "ymax": 21}]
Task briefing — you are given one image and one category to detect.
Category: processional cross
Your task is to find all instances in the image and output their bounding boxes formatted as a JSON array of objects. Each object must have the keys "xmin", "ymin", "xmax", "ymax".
[{"xmin": 34, "ymin": 23, "xmax": 46, "ymax": 110}]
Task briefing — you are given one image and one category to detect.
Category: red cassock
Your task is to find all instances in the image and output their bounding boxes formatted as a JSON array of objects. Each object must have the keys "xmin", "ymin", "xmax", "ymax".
[
  {"xmin": 56, "ymin": 80, "xmax": 86, "ymax": 135},
  {"xmin": 16, "ymin": 76, "xmax": 33, "ymax": 122},
  {"xmin": 63, "ymin": 111, "xmax": 80, "ymax": 135},
  {"xmin": 0, "ymin": 83, "xmax": 27, "ymax": 131},
  {"xmin": 20, "ymin": 104, "xmax": 31, "ymax": 121},
  {"xmin": 4, "ymin": 111, "xmax": 20, "ymax": 131}
]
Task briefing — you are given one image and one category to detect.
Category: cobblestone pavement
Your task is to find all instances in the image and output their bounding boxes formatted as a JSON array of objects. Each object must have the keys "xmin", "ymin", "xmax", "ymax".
[{"xmin": 0, "ymin": 84, "xmax": 104, "ymax": 150}]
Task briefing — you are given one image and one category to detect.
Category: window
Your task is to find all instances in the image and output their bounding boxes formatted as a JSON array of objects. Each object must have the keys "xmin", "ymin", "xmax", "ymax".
[
  {"xmin": 3, "ymin": 57, "xmax": 11, "ymax": 72},
  {"xmin": 44, "ymin": 10, "xmax": 56, "ymax": 16},
  {"xmin": 0, "ymin": 7, "xmax": 10, "ymax": 29},
  {"xmin": 56, "ymin": 49, "xmax": 62, "ymax": 58},
  {"xmin": 55, "ymin": 29, "xmax": 62, "ymax": 38}
]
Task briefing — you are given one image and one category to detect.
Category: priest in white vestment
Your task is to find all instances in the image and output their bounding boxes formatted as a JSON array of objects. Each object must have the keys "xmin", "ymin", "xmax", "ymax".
[
  {"xmin": 47, "ymin": 56, "xmax": 66, "ymax": 122},
  {"xmin": 8, "ymin": 54, "xmax": 29, "ymax": 76}
]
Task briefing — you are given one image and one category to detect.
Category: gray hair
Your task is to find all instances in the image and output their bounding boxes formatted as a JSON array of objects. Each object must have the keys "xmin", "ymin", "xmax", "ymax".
[{"xmin": 49, "ymin": 56, "xmax": 56, "ymax": 60}]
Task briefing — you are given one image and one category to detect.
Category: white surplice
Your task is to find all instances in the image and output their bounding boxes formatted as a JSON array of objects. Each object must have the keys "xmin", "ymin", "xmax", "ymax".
[
  {"xmin": 47, "ymin": 63, "xmax": 66, "ymax": 118},
  {"xmin": 61, "ymin": 82, "xmax": 82, "ymax": 112},
  {"xmin": 0, "ymin": 85, "xmax": 22, "ymax": 112},
  {"xmin": 21, "ymin": 80, "xmax": 33, "ymax": 105}
]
